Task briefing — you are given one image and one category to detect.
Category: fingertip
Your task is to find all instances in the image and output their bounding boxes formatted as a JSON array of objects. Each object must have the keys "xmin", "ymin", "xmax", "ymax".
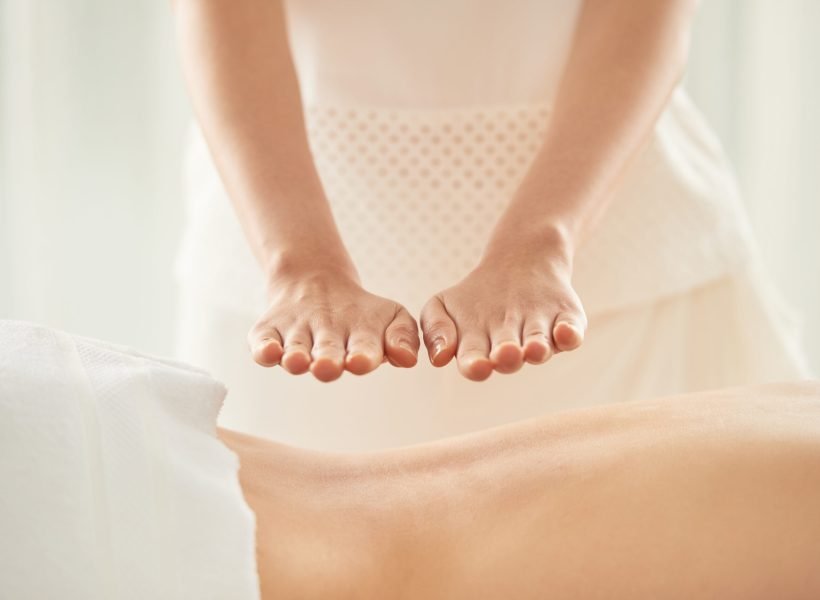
[
  {"xmin": 459, "ymin": 355, "xmax": 493, "ymax": 382},
  {"xmin": 398, "ymin": 350, "xmax": 419, "ymax": 368},
  {"xmin": 523, "ymin": 339, "xmax": 552, "ymax": 364},
  {"xmin": 345, "ymin": 352, "xmax": 379, "ymax": 375},
  {"xmin": 553, "ymin": 321, "xmax": 584, "ymax": 352},
  {"xmin": 489, "ymin": 341, "xmax": 524, "ymax": 374},
  {"xmin": 429, "ymin": 337, "xmax": 455, "ymax": 367},
  {"xmin": 385, "ymin": 307, "xmax": 421, "ymax": 369},
  {"xmin": 310, "ymin": 356, "xmax": 344, "ymax": 382},
  {"xmin": 281, "ymin": 350, "xmax": 311, "ymax": 374},
  {"xmin": 386, "ymin": 339, "xmax": 419, "ymax": 368},
  {"xmin": 383, "ymin": 337, "xmax": 418, "ymax": 368},
  {"xmin": 253, "ymin": 338, "xmax": 283, "ymax": 367},
  {"xmin": 420, "ymin": 296, "xmax": 458, "ymax": 366}
]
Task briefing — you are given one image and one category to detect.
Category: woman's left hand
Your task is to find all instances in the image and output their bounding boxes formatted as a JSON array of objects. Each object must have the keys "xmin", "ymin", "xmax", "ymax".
[
  {"xmin": 414, "ymin": 0, "xmax": 697, "ymax": 383},
  {"xmin": 419, "ymin": 230, "xmax": 587, "ymax": 381}
]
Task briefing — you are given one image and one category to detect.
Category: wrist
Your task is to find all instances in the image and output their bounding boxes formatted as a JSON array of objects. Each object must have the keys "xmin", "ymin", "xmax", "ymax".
[
  {"xmin": 480, "ymin": 220, "xmax": 576, "ymax": 274},
  {"xmin": 264, "ymin": 247, "xmax": 360, "ymax": 287}
]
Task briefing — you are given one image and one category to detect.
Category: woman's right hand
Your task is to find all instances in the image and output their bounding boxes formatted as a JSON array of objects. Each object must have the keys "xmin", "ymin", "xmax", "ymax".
[
  {"xmin": 175, "ymin": 0, "xmax": 417, "ymax": 384},
  {"xmin": 248, "ymin": 266, "xmax": 420, "ymax": 382}
]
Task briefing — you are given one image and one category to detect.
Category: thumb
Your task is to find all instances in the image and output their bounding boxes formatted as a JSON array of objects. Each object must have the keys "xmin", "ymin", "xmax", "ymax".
[{"xmin": 420, "ymin": 295, "xmax": 458, "ymax": 367}]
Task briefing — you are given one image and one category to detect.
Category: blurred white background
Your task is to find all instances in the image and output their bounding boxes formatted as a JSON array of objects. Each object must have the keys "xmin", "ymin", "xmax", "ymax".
[{"xmin": 1, "ymin": 1, "xmax": 818, "ymax": 375}]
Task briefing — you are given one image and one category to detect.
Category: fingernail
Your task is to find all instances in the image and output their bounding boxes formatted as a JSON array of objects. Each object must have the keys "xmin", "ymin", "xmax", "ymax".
[
  {"xmin": 432, "ymin": 338, "xmax": 445, "ymax": 360},
  {"xmin": 397, "ymin": 338, "xmax": 414, "ymax": 352}
]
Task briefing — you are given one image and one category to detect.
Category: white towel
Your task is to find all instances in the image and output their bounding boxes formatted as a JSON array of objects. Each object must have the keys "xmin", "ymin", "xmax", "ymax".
[{"xmin": 0, "ymin": 320, "xmax": 260, "ymax": 600}]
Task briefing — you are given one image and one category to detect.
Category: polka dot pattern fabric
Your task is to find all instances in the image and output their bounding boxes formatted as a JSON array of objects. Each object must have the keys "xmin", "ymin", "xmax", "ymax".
[
  {"xmin": 303, "ymin": 102, "xmax": 550, "ymax": 313},
  {"xmin": 177, "ymin": 89, "xmax": 756, "ymax": 322}
]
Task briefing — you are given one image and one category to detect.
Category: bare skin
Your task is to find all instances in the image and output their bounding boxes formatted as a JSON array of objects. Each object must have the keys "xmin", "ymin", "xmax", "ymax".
[
  {"xmin": 171, "ymin": 0, "xmax": 419, "ymax": 382},
  {"xmin": 220, "ymin": 381, "xmax": 820, "ymax": 599},
  {"xmin": 172, "ymin": 0, "xmax": 697, "ymax": 381},
  {"xmin": 420, "ymin": 0, "xmax": 699, "ymax": 380}
]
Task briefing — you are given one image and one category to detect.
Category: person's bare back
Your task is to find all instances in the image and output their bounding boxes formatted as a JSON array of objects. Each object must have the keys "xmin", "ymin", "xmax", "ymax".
[{"xmin": 220, "ymin": 380, "xmax": 820, "ymax": 599}]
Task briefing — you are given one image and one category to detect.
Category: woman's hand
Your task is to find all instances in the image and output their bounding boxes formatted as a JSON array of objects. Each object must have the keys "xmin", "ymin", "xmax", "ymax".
[
  {"xmin": 248, "ymin": 264, "xmax": 420, "ymax": 382},
  {"xmin": 414, "ymin": 0, "xmax": 697, "ymax": 383},
  {"xmin": 420, "ymin": 226, "xmax": 587, "ymax": 381}
]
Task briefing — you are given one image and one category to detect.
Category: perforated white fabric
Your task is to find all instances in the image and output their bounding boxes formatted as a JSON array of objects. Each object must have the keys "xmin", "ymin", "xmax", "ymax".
[
  {"xmin": 177, "ymin": 88, "xmax": 755, "ymax": 318},
  {"xmin": 304, "ymin": 102, "xmax": 550, "ymax": 312},
  {"xmin": 175, "ymin": 0, "xmax": 759, "ymax": 318},
  {"xmin": 307, "ymin": 91, "xmax": 757, "ymax": 315}
]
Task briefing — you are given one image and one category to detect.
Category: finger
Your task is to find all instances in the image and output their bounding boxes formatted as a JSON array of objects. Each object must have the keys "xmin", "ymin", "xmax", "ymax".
[
  {"xmin": 488, "ymin": 315, "xmax": 525, "ymax": 374},
  {"xmin": 309, "ymin": 326, "xmax": 346, "ymax": 382},
  {"xmin": 384, "ymin": 306, "xmax": 420, "ymax": 368},
  {"xmin": 456, "ymin": 329, "xmax": 493, "ymax": 382},
  {"xmin": 521, "ymin": 316, "xmax": 554, "ymax": 365},
  {"xmin": 552, "ymin": 310, "xmax": 587, "ymax": 353},
  {"xmin": 248, "ymin": 325, "xmax": 284, "ymax": 367},
  {"xmin": 345, "ymin": 326, "xmax": 384, "ymax": 375},
  {"xmin": 281, "ymin": 325, "xmax": 313, "ymax": 375},
  {"xmin": 420, "ymin": 295, "xmax": 458, "ymax": 367}
]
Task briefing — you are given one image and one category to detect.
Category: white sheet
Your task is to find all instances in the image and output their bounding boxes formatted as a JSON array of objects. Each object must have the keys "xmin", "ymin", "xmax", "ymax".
[{"xmin": 0, "ymin": 320, "xmax": 259, "ymax": 599}]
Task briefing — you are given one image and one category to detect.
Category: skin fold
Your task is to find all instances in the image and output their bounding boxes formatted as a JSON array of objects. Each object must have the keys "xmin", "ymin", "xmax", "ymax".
[
  {"xmin": 219, "ymin": 381, "xmax": 820, "ymax": 599},
  {"xmin": 171, "ymin": 0, "xmax": 699, "ymax": 382}
]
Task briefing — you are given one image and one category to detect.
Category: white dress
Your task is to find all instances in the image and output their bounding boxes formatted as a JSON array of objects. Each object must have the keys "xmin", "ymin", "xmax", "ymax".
[{"xmin": 175, "ymin": 0, "xmax": 811, "ymax": 451}]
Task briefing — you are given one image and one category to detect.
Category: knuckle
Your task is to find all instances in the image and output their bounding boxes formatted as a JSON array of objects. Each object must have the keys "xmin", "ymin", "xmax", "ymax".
[
  {"xmin": 284, "ymin": 338, "xmax": 310, "ymax": 350},
  {"xmin": 248, "ymin": 322, "xmax": 271, "ymax": 339},
  {"xmin": 557, "ymin": 294, "xmax": 585, "ymax": 316},
  {"xmin": 393, "ymin": 337, "xmax": 419, "ymax": 351},
  {"xmin": 282, "ymin": 324, "xmax": 310, "ymax": 342},
  {"xmin": 458, "ymin": 342, "xmax": 485, "ymax": 355},
  {"xmin": 348, "ymin": 337, "xmax": 381, "ymax": 352},
  {"xmin": 420, "ymin": 296, "xmax": 448, "ymax": 319},
  {"xmin": 392, "ymin": 303, "xmax": 411, "ymax": 317},
  {"xmin": 501, "ymin": 309, "xmax": 521, "ymax": 327},
  {"xmin": 485, "ymin": 307, "xmax": 518, "ymax": 329},
  {"xmin": 422, "ymin": 319, "xmax": 453, "ymax": 334},
  {"xmin": 250, "ymin": 313, "xmax": 290, "ymax": 338},
  {"xmin": 523, "ymin": 319, "xmax": 550, "ymax": 336},
  {"xmin": 313, "ymin": 337, "xmax": 344, "ymax": 350},
  {"xmin": 248, "ymin": 327, "xmax": 276, "ymax": 347},
  {"xmin": 389, "ymin": 323, "xmax": 418, "ymax": 338}
]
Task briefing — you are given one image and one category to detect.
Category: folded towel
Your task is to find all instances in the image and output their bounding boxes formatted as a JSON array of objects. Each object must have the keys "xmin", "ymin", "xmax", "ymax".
[{"xmin": 0, "ymin": 320, "xmax": 259, "ymax": 600}]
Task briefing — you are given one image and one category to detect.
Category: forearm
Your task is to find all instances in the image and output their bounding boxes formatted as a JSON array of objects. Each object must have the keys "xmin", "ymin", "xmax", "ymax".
[
  {"xmin": 171, "ymin": 0, "xmax": 355, "ymax": 280},
  {"xmin": 486, "ymin": 0, "xmax": 698, "ymax": 262}
]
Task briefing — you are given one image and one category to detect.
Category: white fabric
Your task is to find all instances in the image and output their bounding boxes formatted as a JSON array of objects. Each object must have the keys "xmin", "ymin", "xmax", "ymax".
[
  {"xmin": 2, "ymin": 0, "xmax": 819, "ymax": 376},
  {"xmin": 173, "ymin": 0, "xmax": 808, "ymax": 452},
  {"xmin": 179, "ymin": 0, "xmax": 756, "ymax": 318},
  {"xmin": 283, "ymin": 0, "xmax": 583, "ymax": 108},
  {"xmin": 179, "ymin": 86, "xmax": 755, "ymax": 319},
  {"xmin": 0, "ymin": 320, "xmax": 259, "ymax": 600}
]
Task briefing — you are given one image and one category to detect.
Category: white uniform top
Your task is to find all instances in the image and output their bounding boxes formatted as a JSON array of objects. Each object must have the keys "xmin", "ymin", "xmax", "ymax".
[
  {"xmin": 181, "ymin": 0, "xmax": 755, "ymax": 320},
  {"xmin": 174, "ymin": 1, "xmax": 771, "ymax": 451}
]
